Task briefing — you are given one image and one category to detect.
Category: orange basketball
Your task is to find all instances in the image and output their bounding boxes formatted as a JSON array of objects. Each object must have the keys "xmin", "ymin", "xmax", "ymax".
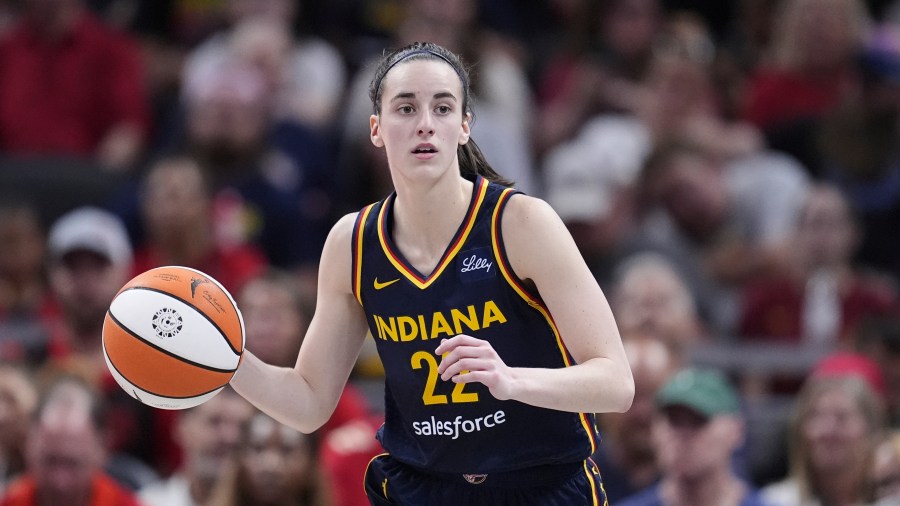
[{"xmin": 103, "ymin": 266, "xmax": 244, "ymax": 410}]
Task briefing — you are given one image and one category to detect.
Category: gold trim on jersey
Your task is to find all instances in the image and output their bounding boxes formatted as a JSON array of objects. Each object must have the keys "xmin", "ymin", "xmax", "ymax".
[
  {"xmin": 353, "ymin": 203, "xmax": 377, "ymax": 305},
  {"xmin": 376, "ymin": 177, "xmax": 490, "ymax": 290},
  {"xmin": 490, "ymin": 188, "xmax": 599, "ymax": 454}
]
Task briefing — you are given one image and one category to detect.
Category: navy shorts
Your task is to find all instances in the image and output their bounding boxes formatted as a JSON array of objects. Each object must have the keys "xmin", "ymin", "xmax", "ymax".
[{"xmin": 363, "ymin": 454, "xmax": 608, "ymax": 505}]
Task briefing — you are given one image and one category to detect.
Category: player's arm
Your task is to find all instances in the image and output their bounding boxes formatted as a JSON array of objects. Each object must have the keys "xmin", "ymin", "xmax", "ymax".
[
  {"xmin": 231, "ymin": 214, "xmax": 370, "ymax": 433},
  {"xmin": 436, "ymin": 195, "xmax": 634, "ymax": 414}
]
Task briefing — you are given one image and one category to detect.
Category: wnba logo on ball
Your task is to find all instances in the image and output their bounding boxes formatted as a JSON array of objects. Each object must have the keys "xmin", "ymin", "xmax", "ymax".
[{"xmin": 152, "ymin": 308, "xmax": 183, "ymax": 339}]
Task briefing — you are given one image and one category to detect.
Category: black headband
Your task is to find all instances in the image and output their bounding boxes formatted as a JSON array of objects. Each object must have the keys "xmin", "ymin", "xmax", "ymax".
[{"xmin": 373, "ymin": 49, "xmax": 468, "ymax": 112}]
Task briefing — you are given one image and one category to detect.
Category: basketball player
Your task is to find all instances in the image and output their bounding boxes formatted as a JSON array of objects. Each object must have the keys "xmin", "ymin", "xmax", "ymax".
[{"xmin": 231, "ymin": 41, "xmax": 634, "ymax": 505}]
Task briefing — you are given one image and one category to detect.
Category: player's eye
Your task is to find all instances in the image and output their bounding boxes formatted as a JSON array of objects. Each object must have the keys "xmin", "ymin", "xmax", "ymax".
[{"xmin": 398, "ymin": 105, "xmax": 415, "ymax": 114}]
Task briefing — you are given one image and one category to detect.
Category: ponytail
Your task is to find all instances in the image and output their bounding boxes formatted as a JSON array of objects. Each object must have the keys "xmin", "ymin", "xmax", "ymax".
[{"xmin": 458, "ymin": 139, "xmax": 514, "ymax": 187}]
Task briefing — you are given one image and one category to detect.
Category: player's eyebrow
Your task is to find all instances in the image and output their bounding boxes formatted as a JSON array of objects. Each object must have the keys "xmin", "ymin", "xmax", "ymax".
[{"xmin": 389, "ymin": 91, "xmax": 458, "ymax": 102}]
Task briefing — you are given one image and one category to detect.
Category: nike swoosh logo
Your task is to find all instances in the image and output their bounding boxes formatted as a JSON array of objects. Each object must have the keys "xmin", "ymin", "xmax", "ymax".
[{"xmin": 374, "ymin": 277, "xmax": 400, "ymax": 290}]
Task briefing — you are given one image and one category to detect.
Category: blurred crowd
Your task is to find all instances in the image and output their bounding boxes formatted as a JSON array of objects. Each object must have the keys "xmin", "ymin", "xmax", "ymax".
[{"xmin": 1, "ymin": 0, "xmax": 900, "ymax": 504}]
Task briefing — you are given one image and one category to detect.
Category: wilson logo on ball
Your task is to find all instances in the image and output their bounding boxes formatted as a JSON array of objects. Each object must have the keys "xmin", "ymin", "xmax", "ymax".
[
  {"xmin": 190, "ymin": 277, "xmax": 209, "ymax": 298},
  {"xmin": 152, "ymin": 308, "xmax": 183, "ymax": 339}
]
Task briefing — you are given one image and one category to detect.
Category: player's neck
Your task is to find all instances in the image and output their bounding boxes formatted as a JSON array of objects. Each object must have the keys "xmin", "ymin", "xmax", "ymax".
[
  {"xmin": 392, "ymin": 175, "xmax": 473, "ymax": 272},
  {"xmin": 394, "ymin": 173, "xmax": 472, "ymax": 235}
]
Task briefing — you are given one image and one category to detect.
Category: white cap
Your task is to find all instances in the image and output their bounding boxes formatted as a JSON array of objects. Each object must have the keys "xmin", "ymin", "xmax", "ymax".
[
  {"xmin": 47, "ymin": 207, "xmax": 133, "ymax": 267},
  {"xmin": 545, "ymin": 141, "xmax": 614, "ymax": 222},
  {"xmin": 544, "ymin": 116, "xmax": 651, "ymax": 223}
]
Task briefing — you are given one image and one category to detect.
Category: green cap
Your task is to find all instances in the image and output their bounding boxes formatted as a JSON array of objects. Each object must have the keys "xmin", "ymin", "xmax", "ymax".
[{"xmin": 656, "ymin": 367, "xmax": 740, "ymax": 417}]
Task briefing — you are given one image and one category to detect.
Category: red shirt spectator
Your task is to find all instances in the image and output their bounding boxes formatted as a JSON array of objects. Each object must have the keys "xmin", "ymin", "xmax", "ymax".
[
  {"xmin": 0, "ymin": 6, "xmax": 149, "ymax": 162},
  {"xmin": 130, "ymin": 157, "xmax": 270, "ymax": 295},
  {"xmin": 0, "ymin": 474, "xmax": 140, "ymax": 506},
  {"xmin": 738, "ymin": 184, "xmax": 898, "ymax": 346},
  {"xmin": 739, "ymin": 0, "xmax": 869, "ymax": 132},
  {"xmin": 741, "ymin": 69, "xmax": 853, "ymax": 130},
  {"xmin": 739, "ymin": 273, "xmax": 897, "ymax": 345}
]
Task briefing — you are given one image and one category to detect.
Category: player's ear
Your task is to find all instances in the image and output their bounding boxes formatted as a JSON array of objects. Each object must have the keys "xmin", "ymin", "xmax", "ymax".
[
  {"xmin": 370, "ymin": 115, "xmax": 384, "ymax": 148},
  {"xmin": 458, "ymin": 112, "xmax": 471, "ymax": 146}
]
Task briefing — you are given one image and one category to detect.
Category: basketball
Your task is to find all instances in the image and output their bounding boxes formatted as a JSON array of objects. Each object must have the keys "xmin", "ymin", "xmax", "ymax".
[{"xmin": 102, "ymin": 266, "xmax": 244, "ymax": 410}]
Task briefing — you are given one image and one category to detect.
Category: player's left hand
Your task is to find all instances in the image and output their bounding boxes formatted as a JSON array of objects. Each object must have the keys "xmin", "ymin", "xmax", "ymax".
[{"xmin": 435, "ymin": 335, "xmax": 514, "ymax": 400}]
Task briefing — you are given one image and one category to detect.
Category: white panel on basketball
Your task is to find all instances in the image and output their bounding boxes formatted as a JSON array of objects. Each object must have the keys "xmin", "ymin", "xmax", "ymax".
[
  {"xmin": 103, "ymin": 351, "xmax": 221, "ymax": 410},
  {"xmin": 109, "ymin": 288, "xmax": 240, "ymax": 371}
]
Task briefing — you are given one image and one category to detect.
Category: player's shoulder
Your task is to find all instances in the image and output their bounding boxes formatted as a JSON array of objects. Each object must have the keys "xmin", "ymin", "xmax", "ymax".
[
  {"xmin": 332, "ymin": 212, "xmax": 361, "ymax": 235},
  {"xmin": 317, "ymin": 213, "xmax": 364, "ymax": 286},
  {"xmin": 321, "ymin": 212, "xmax": 362, "ymax": 256},
  {"xmin": 499, "ymin": 193, "xmax": 573, "ymax": 275},
  {"xmin": 501, "ymin": 192, "xmax": 565, "ymax": 232}
]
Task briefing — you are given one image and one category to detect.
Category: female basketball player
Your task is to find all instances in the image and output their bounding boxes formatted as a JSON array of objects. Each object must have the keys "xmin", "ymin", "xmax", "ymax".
[{"xmin": 231, "ymin": 41, "xmax": 634, "ymax": 505}]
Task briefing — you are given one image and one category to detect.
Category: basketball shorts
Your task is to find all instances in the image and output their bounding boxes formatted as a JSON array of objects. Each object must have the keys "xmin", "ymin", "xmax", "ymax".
[{"xmin": 363, "ymin": 453, "xmax": 608, "ymax": 505}]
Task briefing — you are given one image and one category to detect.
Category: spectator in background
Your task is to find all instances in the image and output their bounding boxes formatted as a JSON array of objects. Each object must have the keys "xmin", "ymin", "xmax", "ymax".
[
  {"xmin": 593, "ymin": 334, "xmax": 682, "ymax": 502},
  {"xmin": 0, "ymin": 0, "xmax": 151, "ymax": 172},
  {"xmin": 207, "ymin": 411, "xmax": 330, "ymax": 506},
  {"xmin": 178, "ymin": 55, "xmax": 334, "ymax": 274},
  {"xmin": 855, "ymin": 316, "xmax": 900, "ymax": 427},
  {"xmin": 0, "ymin": 201, "xmax": 51, "ymax": 366},
  {"xmin": 631, "ymin": 139, "xmax": 809, "ymax": 334},
  {"xmin": 317, "ymin": 413, "xmax": 384, "ymax": 506},
  {"xmin": 717, "ymin": 0, "xmax": 781, "ymax": 94},
  {"xmin": 761, "ymin": 352, "xmax": 886, "ymax": 506},
  {"xmin": 104, "ymin": 49, "xmax": 332, "ymax": 279},
  {"xmin": 238, "ymin": 269, "xmax": 313, "ymax": 369},
  {"xmin": 618, "ymin": 367, "xmax": 768, "ymax": 506},
  {"xmin": 0, "ymin": 375, "xmax": 140, "ymax": 506},
  {"xmin": 0, "ymin": 201, "xmax": 45, "ymax": 320},
  {"xmin": 237, "ymin": 269, "xmax": 375, "ymax": 435},
  {"xmin": 0, "ymin": 364, "xmax": 37, "ymax": 495},
  {"xmin": 741, "ymin": 0, "xmax": 871, "ymax": 168},
  {"xmin": 815, "ymin": 23, "xmax": 900, "ymax": 280},
  {"xmin": 209, "ymin": 17, "xmax": 342, "ymax": 129},
  {"xmin": 871, "ymin": 430, "xmax": 900, "ymax": 504},
  {"xmin": 533, "ymin": 0, "xmax": 664, "ymax": 154},
  {"xmin": 739, "ymin": 184, "xmax": 897, "ymax": 347},
  {"xmin": 41, "ymin": 207, "xmax": 168, "ymax": 487},
  {"xmin": 237, "ymin": 268, "xmax": 383, "ymax": 506},
  {"xmin": 610, "ymin": 253, "xmax": 707, "ymax": 353},
  {"xmin": 43, "ymin": 206, "xmax": 133, "ymax": 379},
  {"xmin": 183, "ymin": 0, "xmax": 347, "ymax": 132},
  {"xmin": 541, "ymin": 133, "xmax": 641, "ymax": 288},
  {"xmin": 542, "ymin": 14, "xmax": 769, "ymax": 293},
  {"xmin": 132, "ymin": 156, "xmax": 268, "ymax": 295},
  {"xmin": 139, "ymin": 387, "xmax": 254, "ymax": 506}
]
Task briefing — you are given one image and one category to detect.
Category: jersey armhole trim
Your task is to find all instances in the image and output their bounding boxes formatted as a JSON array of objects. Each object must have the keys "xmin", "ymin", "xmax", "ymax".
[
  {"xmin": 352, "ymin": 203, "xmax": 377, "ymax": 305},
  {"xmin": 491, "ymin": 191, "xmax": 598, "ymax": 453},
  {"xmin": 490, "ymin": 190, "xmax": 570, "ymax": 364},
  {"xmin": 490, "ymin": 191, "xmax": 553, "ymax": 318}
]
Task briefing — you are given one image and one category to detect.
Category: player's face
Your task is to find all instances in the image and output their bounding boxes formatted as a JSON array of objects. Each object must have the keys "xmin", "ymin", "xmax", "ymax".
[{"xmin": 370, "ymin": 60, "xmax": 471, "ymax": 182}]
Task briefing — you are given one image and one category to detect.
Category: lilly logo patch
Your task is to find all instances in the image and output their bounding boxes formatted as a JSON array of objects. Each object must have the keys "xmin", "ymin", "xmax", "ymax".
[{"xmin": 458, "ymin": 247, "xmax": 494, "ymax": 283}]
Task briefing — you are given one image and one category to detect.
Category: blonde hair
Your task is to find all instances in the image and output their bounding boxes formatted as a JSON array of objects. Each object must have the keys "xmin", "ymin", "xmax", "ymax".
[{"xmin": 787, "ymin": 375, "xmax": 884, "ymax": 503}]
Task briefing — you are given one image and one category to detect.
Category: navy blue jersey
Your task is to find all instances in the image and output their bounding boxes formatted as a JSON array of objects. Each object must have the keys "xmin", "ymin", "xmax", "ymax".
[{"xmin": 351, "ymin": 176, "xmax": 600, "ymax": 475}]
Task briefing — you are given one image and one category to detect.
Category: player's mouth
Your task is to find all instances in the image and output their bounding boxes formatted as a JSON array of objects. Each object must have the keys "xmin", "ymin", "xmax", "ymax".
[{"xmin": 412, "ymin": 143, "xmax": 438, "ymax": 159}]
